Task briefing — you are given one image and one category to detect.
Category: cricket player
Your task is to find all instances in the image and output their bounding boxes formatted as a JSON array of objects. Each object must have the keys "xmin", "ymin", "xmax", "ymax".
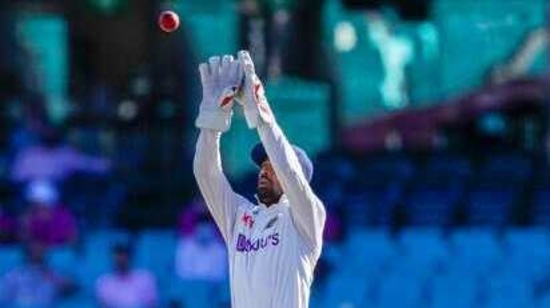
[{"xmin": 193, "ymin": 50, "xmax": 326, "ymax": 308}]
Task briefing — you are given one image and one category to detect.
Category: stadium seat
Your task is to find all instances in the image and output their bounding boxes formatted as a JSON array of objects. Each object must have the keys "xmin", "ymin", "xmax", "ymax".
[
  {"xmin": 57, "ymin": 294, "xmax": 95, "ymax": 308},
  {"xmin": 405, "ymin": 188, "xmax": 461, "ymax": 226},
  {"xmin": 430, "ymin": 272, "xmax": 480, "ymax": 308},
  {"xmin": 483, "ymin": 272, "xmax": 534, "ymax": 308},
  {"xmin": 134, "ymin": 230, "xmax": 177, "ymax": 280},
  {"xmin": 420, "ymin": 153, "xmax": 471, "ymax": 185},
  {"xmin": 362, "ymin": 153, "xmax": 415, "ymax": 184},
  {"xmin": 343, "ymin": 228, "xmax": 396, "ymax": 276},
  {"xmin": 503, "ymin": 228, "xmax": 550, "ymax": 281},
  {"xmin": 466, "ymin": 189, "xmax": 518, "ymax": 225},
  {"xmin": 0, "ymin": 245, "xmax": 23, "ymax": 276},
  {"xmin": 47, "ymin": 245, "xmax": 79, "ymax": 276},
  {"xmin": 399, "ymin": 228, "xmax": 449, "ymax": 270},
  {"xmin": 321, "ymin": 272, "xmax": 371, "ymax": 308},
  {"xmin": 403, "ymin": 154, "xmax": 469, "ymax": 226},
  {"xmin": 537, "ymin": 294, "xmax": 550, "ymax": 308},
  {"xmin": 344, "ymin": 188, "xmax": 401, "ymax": 226},
  {"xmin": 504, "ymin": 228, "xmax": 550, "ymax": 259},
  {"xmin": 377, "ymin": 271, "xmax": 425, "ymax": 308},
  {"xmin": 448, "ymin": 229, "xmax": 503, "ymax": 277},
  {"xmin": 168, "ymin": 279, "xmax": 222, "ymax": 308},
  {"xmin": 477, "ymin": 153, "xmax": 533, "ymax": 186}
]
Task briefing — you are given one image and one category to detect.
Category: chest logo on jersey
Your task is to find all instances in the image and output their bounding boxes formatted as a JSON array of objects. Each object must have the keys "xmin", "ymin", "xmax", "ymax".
[
  {"xmin": 236, "ymin": 233, "xmax": 280, "ymax": 252},
  {"xmin": 241, "ymin": 213, "xmax": 255, "ymax": 228},
  {"xmin": 264, "ymin": 216, "xmax": 278, "ymax": 230}
]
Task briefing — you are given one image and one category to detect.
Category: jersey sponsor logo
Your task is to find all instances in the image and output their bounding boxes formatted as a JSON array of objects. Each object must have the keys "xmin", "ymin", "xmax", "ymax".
[
  {"xmin": 236, "ymin": 233, "xmax": 280, "ymax": 252},
  {"xmin": 241, "ymin": 213, "xmax": 255, "ymax": 228}
]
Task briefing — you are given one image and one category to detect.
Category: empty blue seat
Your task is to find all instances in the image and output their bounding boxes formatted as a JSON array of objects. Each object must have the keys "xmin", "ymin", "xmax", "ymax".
[
  {"xmin": 377, "ymin": 271, "xmax": 425, "ymax": 307},
  {"xmin": 406, "ymin": 188, "xmax": 460, "ymax": 225},
  {"xmin": 478, "ymin": 154, "xmax": 532, "ymax": 185},
  {"xmin": 421, "ymin": 154, "xmax": 471, "ymax": 183},
  {"xmin": 321, "ymin": 272, "xmax": 371, "ymax": 308},
  {"xmin": 399, "ymin": 228, "xmax": 449, "ymax": 265},
  {"xmin": 505, "ymin": 228, "xmax": 550, "ymax": 258},
  {"xmin": 504, "ymin": 228, "xmax": 550, "ymax": 281},
  {"xmin": 343, "ymin": 228, "xmax": 396, "ymax": 275},
  {"xmin": 0, "ymin": 246, "xmax": 23, "ymax": 277},
  {"xmin": 466, "ymin": 189, "xmax": 517, "ymax": 225},
  {"xmin": 537, "ymin": 294, "xmax": 550, "ymax": 308},
  {"xmin": 362, "ymin": 154, "xmax": 415, "ymax": 184},
  {"xmin": 430, "ymin": 272, "xmax": 480, "ymax": 308},
  {"xmin": 483, "ymin": 272, "xmax": 533, "ymax": 308},
  {"xmin": 168, "ymin": 279, "xmax": 221, "ymax": 308},
  {"xmin": 344, "ymin": 187, "xmax": 401, "ymax": 226},
  {"xmin": 448, "ymin": 229, "xmax": 503, "ymax": 276},
  {"xmin": 57, "ymin": 294, "xmax": 95, "ymax": 308},
  {"xmin": 47, "ymin": 246, "xmax": 79, "ymax": 276},
  {"xmin": 135, "ymin": 230, "xmax": 177, "ymax": 279}
]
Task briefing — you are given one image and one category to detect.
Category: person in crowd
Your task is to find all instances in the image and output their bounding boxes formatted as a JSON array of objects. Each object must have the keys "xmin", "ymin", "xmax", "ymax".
[
  {"xmin": 19, "ymin": 180, "xmax": 78, "ymax": 247},
  {"xmin": 11, "ymin": 124, "xmax": 110, "ymax": 185},
  {"xmin": 0, "ymin": 242, "xmax": 76, "ymax": 307},
  {"xmin": 96, "ymin": 242, "xmax": 158, "ymax": 308},
  {"xmin": 175, "ymin": 214, "xmax": 227, "ymax": 282}
]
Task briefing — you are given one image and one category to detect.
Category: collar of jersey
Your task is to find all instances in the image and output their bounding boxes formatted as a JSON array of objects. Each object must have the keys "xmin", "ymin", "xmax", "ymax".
[{"xmin": 254, "ymin": 194, "xmax": 289, "ymax": 212}]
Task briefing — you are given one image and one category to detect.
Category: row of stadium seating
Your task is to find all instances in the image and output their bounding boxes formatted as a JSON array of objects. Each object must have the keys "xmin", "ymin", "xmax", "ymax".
[
  {"xmin": 316, "ymin": 227, "xmax": 550, "ymax": 307},
  {"xmin": 308, "ymin": 151, "xmax": 550, "ymax": 226},
  {"xmin": 3, "ymin": 227, "xmax": 550, "ymax": 307}
]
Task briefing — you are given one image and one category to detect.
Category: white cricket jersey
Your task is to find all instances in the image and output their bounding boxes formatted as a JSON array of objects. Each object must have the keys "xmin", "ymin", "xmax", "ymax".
[{"xmin": 193, "ymin": 121, "xmax": 326, "ymax": 308}]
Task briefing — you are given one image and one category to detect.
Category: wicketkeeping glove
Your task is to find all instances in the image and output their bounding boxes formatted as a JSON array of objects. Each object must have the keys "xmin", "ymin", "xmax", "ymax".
[
  {"xmin": 195, "ymin": 55, "xmax": 242, "ymax": 132},
  {"xmin": 235, "ymin": 50, "xmax": 275, "ymax": 129}
]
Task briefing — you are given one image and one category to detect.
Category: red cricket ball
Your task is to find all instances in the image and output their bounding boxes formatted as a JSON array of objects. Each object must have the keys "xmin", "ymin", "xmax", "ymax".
[{"xmin": 158, "ymin": 10, "xmax": 180, "ymax": 33}]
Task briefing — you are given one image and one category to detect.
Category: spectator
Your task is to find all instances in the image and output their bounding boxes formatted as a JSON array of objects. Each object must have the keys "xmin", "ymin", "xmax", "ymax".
[
  {"xmin": 96, "ymin": 243, "xmax": 158, "ymax": 308},
  {"xmin": 19, "ymin": 180, "xmax": 78, "ymax": 246},
  {"xmin": 11, "ymin": 125, "xmax": 110, "ymax": 185},
  {"xmin": 175, "ymin": 215, "xmax": 227, "ymax": 282},
  {"xmin": 0, "ymin": 242, "xmax": 76, "ymax": 307}
]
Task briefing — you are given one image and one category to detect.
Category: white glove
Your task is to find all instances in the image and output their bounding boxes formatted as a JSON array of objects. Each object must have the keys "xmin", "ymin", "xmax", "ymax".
[
  {"xmin": 235, "ymin": 50, "xmax": 275, "ymax": 129},
  {"xmin": 195, "ymin": 55, "xmax": 242, "ymax": 132}
]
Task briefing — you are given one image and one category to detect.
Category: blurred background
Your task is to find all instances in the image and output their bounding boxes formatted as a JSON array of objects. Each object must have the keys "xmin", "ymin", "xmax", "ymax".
[{"xmin": 0, "ymin": 0, "xmax": 549, "ymax": 307}]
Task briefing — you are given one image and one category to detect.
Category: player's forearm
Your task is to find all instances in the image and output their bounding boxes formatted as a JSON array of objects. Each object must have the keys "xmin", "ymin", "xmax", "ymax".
[
  {"xmin": 193, "ymin": 129, "xmax": 234, "ymax": 206},
  {"xmin": 193, "ymin": 129, "xmax": 223, "ymax": 179},
  {"xmin": 257, "ymin": 121, "xmax": 326, "ymax": 249},
  {"xmin": 193, "ymin": 128, "xmax": 239, "ymax": 243},
  {"xmin": 257, "ymin": 121, "xmax": 308, "ymax": 192}
]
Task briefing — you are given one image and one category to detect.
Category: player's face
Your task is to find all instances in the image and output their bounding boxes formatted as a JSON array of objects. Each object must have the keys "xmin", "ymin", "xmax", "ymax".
[{"xmin": 257, "ymin": 160, "xmax": 283, "ymax": 206}]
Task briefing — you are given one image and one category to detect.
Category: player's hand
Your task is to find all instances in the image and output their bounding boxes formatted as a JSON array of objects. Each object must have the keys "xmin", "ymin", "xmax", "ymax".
[
  {"xmin": 195, "ymin": 55, "xmax": 243, "ymax": 132},
  {"xmin": 235, "ymin": 50, "xmax": 275, "ymax": 129}
]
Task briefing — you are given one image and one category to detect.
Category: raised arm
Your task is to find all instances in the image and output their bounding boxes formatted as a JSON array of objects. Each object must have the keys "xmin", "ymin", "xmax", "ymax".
[
  {"xmin": 193, "ymin": 129, "xmax": 251, "ymax": 243},
  {"xmin": 193, "ymin": 55, "xmax": 250, "ymax": 243},
  {"xmin": 258, "ymin": 122, "xmax": 326, "ymax": 252},
  {"xmin": 236, "ymin": 51, "xmax": 326, "ymax": 252}
]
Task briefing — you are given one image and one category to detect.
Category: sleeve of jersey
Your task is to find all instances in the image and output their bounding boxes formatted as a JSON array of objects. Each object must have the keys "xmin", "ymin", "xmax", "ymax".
[
  {"xmin": 193, "ymin": 129, "xmax": 250, "ymax": 244},
  {"xmin": 257, "ymin": 121, "xmax": 326, "ymax": 252}
]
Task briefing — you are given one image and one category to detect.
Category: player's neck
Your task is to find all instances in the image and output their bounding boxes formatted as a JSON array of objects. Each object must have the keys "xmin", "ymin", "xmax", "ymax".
[{"xmin": 259, "ymin": 193, "xmax": 283, "ymax": 207}]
